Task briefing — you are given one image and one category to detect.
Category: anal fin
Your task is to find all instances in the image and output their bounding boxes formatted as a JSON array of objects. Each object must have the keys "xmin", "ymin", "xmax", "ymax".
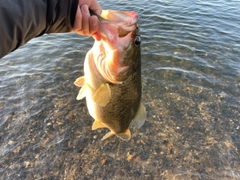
[{"xmin": 93, "ymin": 83, "xmax": 111, "ymax": 106}]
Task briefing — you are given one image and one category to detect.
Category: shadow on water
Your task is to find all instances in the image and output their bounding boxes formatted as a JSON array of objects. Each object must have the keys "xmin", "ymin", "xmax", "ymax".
[{"xmin": 0, "ymin": 0, "xmax": 240, "ymax": 179}]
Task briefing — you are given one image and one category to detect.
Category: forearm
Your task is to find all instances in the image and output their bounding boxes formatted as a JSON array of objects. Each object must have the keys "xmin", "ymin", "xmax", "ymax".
[{"xmin": 0, "ymin": 0, "xmax": 78, "ymax": 58}]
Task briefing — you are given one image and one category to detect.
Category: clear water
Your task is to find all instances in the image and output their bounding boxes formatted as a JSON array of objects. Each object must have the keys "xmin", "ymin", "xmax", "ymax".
[{"xmin": 0, "ymin": 0, "xmax": 240, "ymax": 179}]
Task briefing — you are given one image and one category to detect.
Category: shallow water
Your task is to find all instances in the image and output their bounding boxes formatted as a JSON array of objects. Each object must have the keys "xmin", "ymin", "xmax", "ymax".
[{"xmin": 0, "ymin": 0, "xmax": 240, "ymax": 179}]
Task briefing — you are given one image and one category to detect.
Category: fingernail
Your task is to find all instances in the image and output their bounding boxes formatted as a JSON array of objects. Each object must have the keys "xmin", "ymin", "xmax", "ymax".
[{"xmin": 82, "ymin": 4, "xmax": 89, "ymax": 15}]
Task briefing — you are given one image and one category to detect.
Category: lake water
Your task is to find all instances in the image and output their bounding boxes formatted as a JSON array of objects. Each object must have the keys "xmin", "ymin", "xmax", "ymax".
[{"xmin": 0, "ymin": 0, "xmax": 240, "ymax": 179}]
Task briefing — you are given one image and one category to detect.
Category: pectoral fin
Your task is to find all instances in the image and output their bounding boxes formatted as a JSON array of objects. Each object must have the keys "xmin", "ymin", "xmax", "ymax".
[
  {"xmin": 131, "ymin": 102, "xmax": 146, "ymax": 129},
  {"xmin": 92, "ymin": 120, "xmax": 108, "ymax": 130},
  {"xmin": 76, "ymin": 83, "xmax": 89, "ymax": 100},
  {"xmin": 93, "ymin": 83, "xmax": 111, "ymax": 106},
  {"xmin": 74, "ymin": 76, "xmax": 85, "ymax": 87}
]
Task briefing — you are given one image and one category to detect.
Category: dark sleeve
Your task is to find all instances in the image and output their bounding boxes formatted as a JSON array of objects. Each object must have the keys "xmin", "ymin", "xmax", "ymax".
[{"xmin": 0, "ymin": 0, "xmax": 79, "ymax": 58}]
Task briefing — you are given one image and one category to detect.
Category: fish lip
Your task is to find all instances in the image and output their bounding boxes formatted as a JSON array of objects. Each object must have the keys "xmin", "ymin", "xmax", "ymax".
[
  {"xmin": 97, "ymin": 21, "xmax": 138, "ymax": 45},
  {"xmin": 89, "ymin": 9, "xmax": 139, "ymax": 26},
  {"xmin": 90, "ymin": 9, "xmax": 139, "ymax": 40},
  {"xmin": 99, "ymin": 19, "xmax": 138, "ymax": 39}
]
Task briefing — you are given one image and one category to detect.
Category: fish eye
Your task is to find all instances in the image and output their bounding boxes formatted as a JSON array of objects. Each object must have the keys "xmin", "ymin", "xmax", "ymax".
[{"xmin": 134, "ymin": 36, "xmax": 141, "ymax": 46}]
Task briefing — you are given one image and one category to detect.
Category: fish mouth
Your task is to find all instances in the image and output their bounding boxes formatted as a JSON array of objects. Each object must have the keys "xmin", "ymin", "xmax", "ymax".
[
  {"xmin": 91, "ymin": 10, "xmax": 139, "ymax": 84},
  {"xmin": 92, "ymin": 10, "xmax": 139, "ymax": 42},
  {"xmin": 101, "ymin": 10, "xmax": 138, "ymax": 37}
]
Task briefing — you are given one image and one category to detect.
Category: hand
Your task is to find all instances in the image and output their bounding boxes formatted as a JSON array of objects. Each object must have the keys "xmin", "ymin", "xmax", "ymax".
[{"xmin": 72, "ymin": 0, "xmax": 102, "ymax": 36}]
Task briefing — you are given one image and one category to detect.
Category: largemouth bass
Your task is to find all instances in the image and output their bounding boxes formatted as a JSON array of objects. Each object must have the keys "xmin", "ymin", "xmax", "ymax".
[{"xmin": 74, "ymin": 10, "xmax": 146, "ymax": 141}]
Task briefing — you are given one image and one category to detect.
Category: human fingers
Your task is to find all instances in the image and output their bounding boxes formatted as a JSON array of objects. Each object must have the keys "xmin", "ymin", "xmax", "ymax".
[
  {"xmin": 79, "ymin": 0, "xmax": 102, "ymax": 15},
  {"xmin": 89, "ymin": 15, "xmax": 99, "ymax": 35},
  {"xmin": 89, "ymin": 0, "xmax": 102, "ymax": 15},
  {"xmin": 80, "ymin": 4, "xmax": 90, "ymax": 35},
  {"xmin": 72, "ymin": 6, "xmax": 82, "ymax": 33},
  {"xmin": 77, "ymin": 4, "xmax": 98, "ymax": 36},
  {"xmin": 72, "ymin": 1, "xmax": 101, "ymax": 36}
]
